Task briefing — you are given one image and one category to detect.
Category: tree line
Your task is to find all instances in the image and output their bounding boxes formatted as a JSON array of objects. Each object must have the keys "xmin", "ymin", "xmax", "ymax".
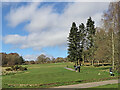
[
  {"xmin": 1, "ymin": 53, "xmax": 25, "ymax": 66},
  {"xmin": 1, "ymin": 53, "xmax": 68, "ymax": 66},
  {"xmin": 67, "ymin": 2, "xmax": 120, "ymax": 71},
  {"xmin": 25, "ymin": 54, "xmax": 68, "ymax": 65}
]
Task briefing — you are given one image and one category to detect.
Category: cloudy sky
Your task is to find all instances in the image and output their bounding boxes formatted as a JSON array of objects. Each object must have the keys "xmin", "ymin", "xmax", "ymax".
[{"xmin": 2, "ymin": 2, "xmax": 110, "ymax": 61}]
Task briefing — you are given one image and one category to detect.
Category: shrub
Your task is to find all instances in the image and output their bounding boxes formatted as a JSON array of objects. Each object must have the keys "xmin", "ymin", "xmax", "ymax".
[
  {"xmin": 11, "ymin": 65, "xmax": 19, "ymax": 71},
  {"xmin": 103, "ymin": 64, "xmax": 112, "ymax": 66},
  {"xmin": 5, "ymin": 65, "xmax": 28, "ymax": 71},
  {"xmin": 94, "ymin": 65, "xmax": 100, "ymax": 67},
  {"xmin": 94, "ymin": 64, "xmax": 103, "ymax": 67},
  {"xmin": 19, "ymin": 66, "xmax": 27, "ymax": 71},
  {"xmin": 19, "ymin": 66, "xmax": 24, "ymax": 71},
  {"xmin": 24, "ymin": 67, "xmax": 27, "ymax": 71},
  {"xmin": 5, "ymin": 68, "xmax": 12, "ymax": 71},
  {"xmin": 85, "ymin": 64, "xmax": 90, "ymax": 66}
]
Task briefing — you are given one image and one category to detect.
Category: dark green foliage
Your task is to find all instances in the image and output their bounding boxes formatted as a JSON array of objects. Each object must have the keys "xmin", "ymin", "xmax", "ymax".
[
  {"xmin": 67, "ymin": 18, "xmax": 96, "ymax": 65},
  {"xmin": 67, "ymin": 22, "xmax": 78, "ymax": 63},
  {"xmin": 78, "ymin": 23, "xmax": 86, "ymax": 62},
  {"xmin": 86, "ymin": 17, "xmax": 96, "ymax": 61},
  {"xmin": 19, "ymin": 56, "xmax": 25, "ymax": 64}
]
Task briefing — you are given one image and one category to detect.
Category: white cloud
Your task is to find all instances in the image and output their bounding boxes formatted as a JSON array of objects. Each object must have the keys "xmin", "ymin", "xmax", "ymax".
[
  {"xmin": 19, "ymin": 29, "xmax": 67, "ymax": 50},
  {"xmin": 6, "ymin": 2, "xmax": 40, "ymax": 27},
  {"xmin": 4, "ymin": 2, "xmax": 109, "ymax": 50},
  {"xmin": 23, "ymin": 54, "xmax": 38, "ymax": 61},
  {"xmin": 24, "ymin": 5, "xmax": 56, "ymax": 32},
  {"xmin": 23, "ymin": 53, "xmax": 53, "ymax": 61},
  {"xmin": 4, "ymin": 34, "xmax": 26, "ymax": 44}
]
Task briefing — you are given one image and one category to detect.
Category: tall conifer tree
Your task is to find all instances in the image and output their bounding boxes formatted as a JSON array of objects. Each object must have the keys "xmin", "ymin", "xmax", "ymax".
[
  {"xmin": 78, "ymin": 23, "xmax": 85, "ymax": 65},
  {"xmin": 86, "ymin": 17, "xmax": 96, "ymax": 66},
  {"xmin": 67, "ymin": 22, "xmax": 78, "ymax": 64}
]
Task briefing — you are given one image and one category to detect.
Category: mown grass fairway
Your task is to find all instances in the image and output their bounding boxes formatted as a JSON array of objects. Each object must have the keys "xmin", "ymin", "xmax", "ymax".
[{"xmin": 2, "ymin": 62, "xmax": 118, "ymax": 88}]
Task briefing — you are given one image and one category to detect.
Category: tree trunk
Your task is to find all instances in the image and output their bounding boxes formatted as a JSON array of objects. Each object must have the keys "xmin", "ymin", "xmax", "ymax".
[
  {"xmin": 92, "ymin": 60, "xmax": 94, "ymax": 66},
  {"xmin": 102, "ymin": 61, "xmax": 104, "ymax": 66},
  {"xmin": 118, "ymin": 2, "xmax": 120, "ymax": 74},
  {"xmin": 83, "ymin": 56, "xmax": 85, "ymax": 65},
  {"xmin": 112, "ymin": 31, "xmax": 115, "ymax": 70},
  {"xmin": 75, "ymin": 61, "xmax": 76, "ymax": 65},
  {"xmin": 112, "ymin": 8, "xmax": 116, "ymax": 70},
  {"xmin": 98, "ymin": 60, "xmax": 99, "ymax": 65}
]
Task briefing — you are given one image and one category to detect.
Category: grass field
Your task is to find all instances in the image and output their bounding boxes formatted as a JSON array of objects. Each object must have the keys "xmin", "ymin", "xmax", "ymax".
[{"xmin": 2, "ymin": 62, "xmax": 119, "ymax": 88}]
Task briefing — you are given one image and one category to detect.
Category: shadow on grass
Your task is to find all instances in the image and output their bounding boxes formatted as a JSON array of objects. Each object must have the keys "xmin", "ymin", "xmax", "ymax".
[
  {"xmin": 75, "ymin": 80, "xmax": 82, "ymax": 83},
  {"xmin": 97, "ymin": 67, "xmax": 111, "ymax": 70}
]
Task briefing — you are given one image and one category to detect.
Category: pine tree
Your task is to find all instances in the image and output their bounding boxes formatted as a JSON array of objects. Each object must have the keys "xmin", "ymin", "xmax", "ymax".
[
  {"xmin": 86, "ymin": 17, "xmax": 96, "ymax": 66},
  {"xmin": 67, "ymin": 22, "xmax": 78, "ymax": 64},
  {"xmin": 68, "ymin": 18, "xmax": 96, "ymax": 67},
  {"xmin": 78, "ymin": 23, "xmax": 85, "ymax": 65}
]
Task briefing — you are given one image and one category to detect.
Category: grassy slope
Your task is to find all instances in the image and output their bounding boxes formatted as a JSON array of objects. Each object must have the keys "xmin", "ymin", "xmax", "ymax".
[{"xmin": 2, "ymin": 62, "xmax": 118, "ymax": 88}]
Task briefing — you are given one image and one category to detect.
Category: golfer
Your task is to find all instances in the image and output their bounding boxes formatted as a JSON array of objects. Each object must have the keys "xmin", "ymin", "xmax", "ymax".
[{"xmin": 109, "ymin": 68, "xmax": 113, "ymax": 76}]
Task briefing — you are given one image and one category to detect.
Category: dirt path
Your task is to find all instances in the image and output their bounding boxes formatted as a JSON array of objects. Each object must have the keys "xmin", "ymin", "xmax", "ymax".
[
  {"xmin": 53, "ymin": 79, "xmax": 118, "ymax": 88},
  {"xmin": 64, "ymin": 67, "xmax": 75, "ymax": 71}
]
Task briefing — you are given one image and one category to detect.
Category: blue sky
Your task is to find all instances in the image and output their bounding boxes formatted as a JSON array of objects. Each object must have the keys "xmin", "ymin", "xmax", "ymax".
[{"xmin": 2, "ymin": 2, "xmax": 109, "ymax": 61}]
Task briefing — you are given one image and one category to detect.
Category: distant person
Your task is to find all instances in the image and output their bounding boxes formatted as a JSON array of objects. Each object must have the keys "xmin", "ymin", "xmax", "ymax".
[
  {"xmin": 109, "ymin": 68, "xmax": 114, "ymax": 76},
  {"xmin": 109, "ymin": 68, "xmax": 112, "ymax": 72},
  {"xmin": 75, "ymin": 66, "xmax": 78, "ymax": 72},
  {"xmin": 77, "ymin": 65, "xmax": 80, "ymax": 72}
]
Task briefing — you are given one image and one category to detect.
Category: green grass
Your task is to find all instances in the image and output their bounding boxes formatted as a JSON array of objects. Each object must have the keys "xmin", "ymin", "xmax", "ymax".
[
  {"xmin": 92, "ymin": 83, "xmax": 120, "ymax": 88},
  {"xmin": 2, "ymin": 62, "xmax": 119, "ymax": 88}
]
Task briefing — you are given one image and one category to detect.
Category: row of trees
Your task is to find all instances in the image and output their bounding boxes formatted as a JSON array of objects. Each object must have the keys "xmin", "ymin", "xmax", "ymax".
[
  {"xmin": 37, "ymin": 54, "xmax": 68, "ymax": 64},
  {"xmin": 100, "ymin": 2, "xmax": 120, "ymax": 70},
  {"xmin": 67, "ymin": 17, "xmax": 96, "ymax": 66},
  {"xmin": 67, "ymin": 2, "xmax": 120, "ymax": 70},
  {"xmin": 1, "ymin": 53, "xmax": 68, "ymax": 66},
  {"xmin": 1, "ymin": 53, "xmax": 25, "ymax": 66},
  {"xmin": 1, "ymin": 52, "xmax": 69, "ymax": 66},
  {"xmin": 25, "ymin": 54, "xmax": 68, "ymax": 65}
]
